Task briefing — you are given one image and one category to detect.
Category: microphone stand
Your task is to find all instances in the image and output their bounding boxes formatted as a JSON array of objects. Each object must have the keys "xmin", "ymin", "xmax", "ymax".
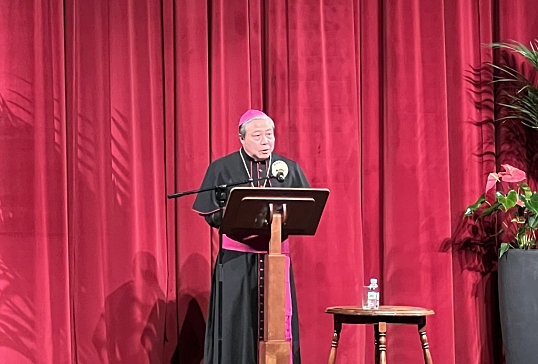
[
  {"xmin": 166, "ymin": 174, "xmax": 283, "ymax": 200},
  {"xmin": 167, "ymin": 174, "xmax": 282, "ymax": 364},
  {"xmin": 167, "ymin": 178, "xmax": 251, "ymax": 200}
]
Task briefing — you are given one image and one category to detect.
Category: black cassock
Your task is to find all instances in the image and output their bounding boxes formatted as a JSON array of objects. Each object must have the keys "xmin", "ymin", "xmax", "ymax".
[{"xmin": 193, "ymin": 148, "xmax": 310, "ymax": 364}]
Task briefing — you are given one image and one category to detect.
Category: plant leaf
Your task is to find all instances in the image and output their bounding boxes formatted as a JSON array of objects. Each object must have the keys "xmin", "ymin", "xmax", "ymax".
[
  {"xmin": 520, "ymin": 182, "xmax": 532, "ymax": 198},
  {"xmin": 528, "ymin": 214, "xmax": 538, "ymax": 229},
  {"xmin": 499, "ymin": 242, "xmax": 510, "ymax": 258},
  {"xmin": 491, "ymin": 40, "xmax": 538, "ymax": 70},
  {"xmin": 464, "ymin": 195, "xmax": 485, "ymax": 216},
  {"xmin": 496, "ymin": 190, "xmax": 518, "ymax": 211},
  {"xmin": 522, "ymin": 192, "xmax": 538, "ymax": 214},
  {"xmin": 488, "ymin": 40, "xmax": 538, "ymax": 130}
]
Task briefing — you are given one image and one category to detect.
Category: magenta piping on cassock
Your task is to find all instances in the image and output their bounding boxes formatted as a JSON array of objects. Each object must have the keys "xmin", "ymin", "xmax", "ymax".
[{"xmin": 222, "ymin": 234, "xmax": 293, "ymax": 344}]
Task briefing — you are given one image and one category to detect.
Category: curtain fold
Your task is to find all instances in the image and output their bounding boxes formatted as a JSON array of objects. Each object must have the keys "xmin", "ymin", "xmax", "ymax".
[
  {"xmin": 266, "ymin": 1, "xmax": 365, "ymax": 361},
  {"xmin": 2, "ymin": 0, "xmax": 538, "ymax": 363}
]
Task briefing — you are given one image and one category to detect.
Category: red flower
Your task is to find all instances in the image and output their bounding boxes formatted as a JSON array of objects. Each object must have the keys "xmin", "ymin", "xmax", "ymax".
[
  {"xmin": 484, "ymin": 164, "xmax": 527, "ymax": 193},
  {"xmin": 498, "ymin": 164, "xmax": 527, "ymax": 183},
  {"xmin": 485, "ymin": 173, "xmax": 500, "ymax": 193}
]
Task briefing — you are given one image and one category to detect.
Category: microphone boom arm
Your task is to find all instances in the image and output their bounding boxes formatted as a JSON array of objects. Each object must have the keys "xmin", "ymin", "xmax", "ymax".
[{"xmin": 166, "ymin": 174, "xmax": 282, "ymax": 200}]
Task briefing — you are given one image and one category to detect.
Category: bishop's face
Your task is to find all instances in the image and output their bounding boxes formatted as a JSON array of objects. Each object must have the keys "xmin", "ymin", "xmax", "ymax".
[{"xmin": 240, "ymin": 118, "xmax": 275, "ymax": 161}]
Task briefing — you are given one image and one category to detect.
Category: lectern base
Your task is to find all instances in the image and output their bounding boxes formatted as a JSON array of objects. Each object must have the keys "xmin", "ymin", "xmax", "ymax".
[{"xmin": 258, "ymin": 340, "xmax": 290, "ymax": 364}]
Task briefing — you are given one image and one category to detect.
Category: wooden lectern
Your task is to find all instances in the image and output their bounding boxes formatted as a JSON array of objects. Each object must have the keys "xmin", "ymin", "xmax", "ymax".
[{"xmin": 220, "ymin": 187, "xmax": 329, "ymax": 364}]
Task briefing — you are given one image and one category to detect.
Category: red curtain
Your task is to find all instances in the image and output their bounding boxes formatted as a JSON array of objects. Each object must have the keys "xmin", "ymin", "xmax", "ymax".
[{"xmin": 1, "ymin": 1, "xmax": 538, "ymax": 363}]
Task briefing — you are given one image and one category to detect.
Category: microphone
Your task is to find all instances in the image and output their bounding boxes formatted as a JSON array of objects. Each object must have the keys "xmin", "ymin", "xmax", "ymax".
[{"xmin": 271, "ymin": 160, "xmax": 289, "ymax": 182}]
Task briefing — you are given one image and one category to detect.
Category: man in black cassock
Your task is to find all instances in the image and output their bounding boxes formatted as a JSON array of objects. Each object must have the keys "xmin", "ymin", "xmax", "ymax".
[{"xmin": 193, "ymin": 109, "xmax": 310, "ymax": 364}]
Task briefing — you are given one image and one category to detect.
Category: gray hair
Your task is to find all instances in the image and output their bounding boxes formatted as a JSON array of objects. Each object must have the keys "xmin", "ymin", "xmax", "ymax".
[{"xmin": 239, "ymin": 116, "xmax": 275, "ymax": 138}]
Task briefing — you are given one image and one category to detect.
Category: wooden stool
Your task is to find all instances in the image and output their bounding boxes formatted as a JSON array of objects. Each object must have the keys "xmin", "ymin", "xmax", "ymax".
[{"xmin": 325, "ymin": 306, "xmax": 434, "ymax": 364}]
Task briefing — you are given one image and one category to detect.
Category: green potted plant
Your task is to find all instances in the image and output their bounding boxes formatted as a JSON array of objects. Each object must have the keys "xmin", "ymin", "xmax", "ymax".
[
  {"xmin": 464, "ymin": 39, "xmax": 538, "ymax": 364},
  {"xmin": 465, "ymin": 164, "xmax": 538, "ymax": 256},
  {"xmin": 465, "ymin": 165, "xmax": 538, "ymax": 364}
]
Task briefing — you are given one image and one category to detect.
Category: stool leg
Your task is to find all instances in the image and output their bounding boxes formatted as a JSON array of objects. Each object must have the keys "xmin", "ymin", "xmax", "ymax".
[
  {"xmin": 374, "ymin": 322, "xmax": 387, "ymax": 364},
  {"xmin": 418, "ymin": 322, "xmax": 433, "ymax": 364},
  {"xmin": 327, "ymin": 317, "xmax": 342, "ymax": 364}
]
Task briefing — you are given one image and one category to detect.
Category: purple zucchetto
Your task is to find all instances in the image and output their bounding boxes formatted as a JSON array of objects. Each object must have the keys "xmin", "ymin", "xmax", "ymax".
[{"xmin": 238, "ymin": 109, "xmax": 273, "ymax": 127}]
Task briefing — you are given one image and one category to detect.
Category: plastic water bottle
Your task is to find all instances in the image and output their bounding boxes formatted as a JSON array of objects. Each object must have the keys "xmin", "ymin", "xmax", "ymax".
[{"xmin": 367, "ymin": 278, "xmax": 380, "ymax": 309}]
